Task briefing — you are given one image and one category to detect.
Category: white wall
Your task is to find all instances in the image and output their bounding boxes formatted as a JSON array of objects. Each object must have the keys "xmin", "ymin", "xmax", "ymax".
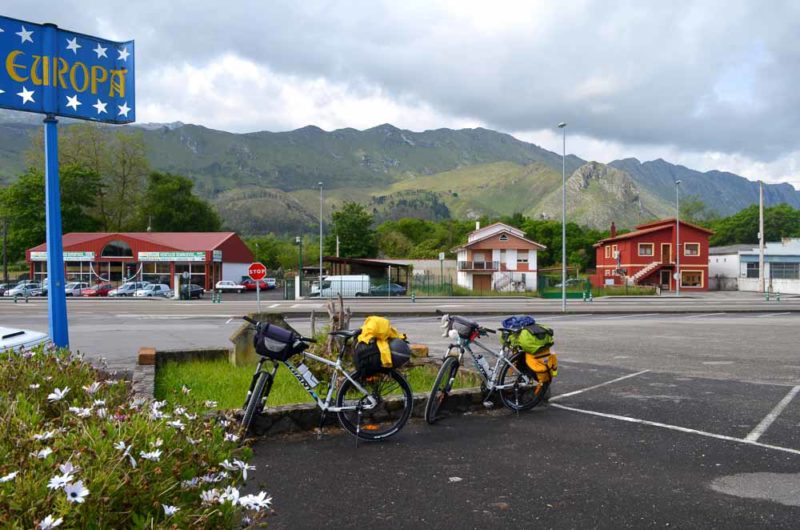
[
  {"xmin": 709, "ymin": 254, "xmax": 739, "ymax": 278},
  {"xmin": 457, "ymin": 271, "xmax": 471, "ymax": 289},
  {"xmin": 223, "ymin": 262, "xmax": 250, "ymax": 283},
  {"xmin": 505, "ymin": 249, "xmax": 517, "ymax": 271},
  {"xmin": 739, "ymin": 277, "xmax": 800, "ymax": 294}
]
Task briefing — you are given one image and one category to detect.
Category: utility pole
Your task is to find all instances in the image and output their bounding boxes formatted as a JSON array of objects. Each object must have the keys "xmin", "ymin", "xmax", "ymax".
[
  {"xmin": 318, "ymin": 182, "xmax": 324, "ymax": 284},
  {"xmin": 759, "ymin": 180, "xmax": 765, "ymax": 293},
  {"xmin": 675, "ymin": 180, "xmax": 682, "ymax": 297},
  {"xmin": 2, "ymin": 217, "xmax": 7, "ymax": 284},
  {"xmin": 558, "ymin": 122, "xmax": 567, "ymax": 313}
]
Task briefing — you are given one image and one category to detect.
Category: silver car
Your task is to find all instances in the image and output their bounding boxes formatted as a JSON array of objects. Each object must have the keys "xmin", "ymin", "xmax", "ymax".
[
  {"xmin": 134, "ymin": 284, "xmax": 172, "ymax": 298},
  {"xmin": 4, "ymin": 283, "xmax": 40, "ymax": 297},
  {"xmin": 64, "ymin": 282, "xmax": 90, "ymax": 296},
  {"xmin": 109, "ymin": 281, "xmax": 150, "ymax": 297}
]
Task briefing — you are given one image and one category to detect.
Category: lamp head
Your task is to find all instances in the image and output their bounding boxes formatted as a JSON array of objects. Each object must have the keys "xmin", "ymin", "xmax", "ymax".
[
  {"xmin": 675, "ymin": 180, "xmax": 682, "ymax": 185},
  {"xmin": 557, "ymin": 122, "xmax": 567, "ymax": 128}
]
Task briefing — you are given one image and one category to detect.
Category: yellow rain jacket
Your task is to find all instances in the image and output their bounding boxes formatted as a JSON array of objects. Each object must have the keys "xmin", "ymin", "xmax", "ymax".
[{"xmin": 357, "ymin": 316, "xmax": 406, "ymax": 367}]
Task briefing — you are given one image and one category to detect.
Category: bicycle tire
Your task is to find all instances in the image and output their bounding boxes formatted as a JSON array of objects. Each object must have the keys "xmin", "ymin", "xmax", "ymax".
[
  {"xmin": 424, "ymin": 356, "xmax": 460, "ymax": 424},
  {"xmin": 335, "ymin": 369, "xmax": 413, "ymax": 441},
  {"xmin": 497, "ymin": 352, "xmax": 549, "ymax": 412},
  {"xmin": 241, "ymin": 371, "xmax": 271, "ymax": 434}
]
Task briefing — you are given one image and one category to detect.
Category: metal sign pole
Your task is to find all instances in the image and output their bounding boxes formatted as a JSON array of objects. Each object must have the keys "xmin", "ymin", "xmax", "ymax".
[
  {"xmin": 256, "ymin": 282, "xmax": 261, "ymax": 313},
  {"xmin": 43, "ymin": 24, "xmax": 68, "ymax": 347}
]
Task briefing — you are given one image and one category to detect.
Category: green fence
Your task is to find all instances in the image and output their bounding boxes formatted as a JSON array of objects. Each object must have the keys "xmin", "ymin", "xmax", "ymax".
[
  {"xmin": 538, "ymin": 275, "xmax": 591, "ymax": 299},
  {"xmin": 410, "ymin": 276, "xmax": 454, "ymax": 296}
]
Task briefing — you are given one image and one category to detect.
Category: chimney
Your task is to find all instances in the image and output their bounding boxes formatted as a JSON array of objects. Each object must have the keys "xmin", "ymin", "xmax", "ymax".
[
  {"xmin": 610, "ymin": 222, "xmax": 617, "ymax": 238},
  {"xmin": 475, "ymin": 221, "xmax": 481, "ymax": 231}
]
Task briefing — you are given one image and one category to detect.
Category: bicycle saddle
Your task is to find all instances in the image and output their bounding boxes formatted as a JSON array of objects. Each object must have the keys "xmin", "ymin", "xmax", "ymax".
[{"xmin": 330, "ymin": 328, "xmax": 362, "ymax": 338}]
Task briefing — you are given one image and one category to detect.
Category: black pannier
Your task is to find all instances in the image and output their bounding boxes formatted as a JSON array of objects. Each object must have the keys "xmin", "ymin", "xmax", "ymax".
[
  {"xmin": 253, "ymin": 322, "xmax": 306, "ymax": 361},
  {"xmin": 353, "ymin": 338, "xmax": 412, "ymax": 376},
  {"xmin": 452, "ymin": 316, "xmax": 480, "ymax": 339}
]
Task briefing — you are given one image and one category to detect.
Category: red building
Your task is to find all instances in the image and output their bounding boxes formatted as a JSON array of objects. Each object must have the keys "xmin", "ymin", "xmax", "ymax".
[
  {"xmin": 592, "ymin": 219, "xmax": 713, "ymax": 291},
  {"xmin": 26, "ymin": 232, "xmax": 254, "ymax": 291}
]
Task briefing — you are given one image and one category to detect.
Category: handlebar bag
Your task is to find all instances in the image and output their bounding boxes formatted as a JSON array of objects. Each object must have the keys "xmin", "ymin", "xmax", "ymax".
[
  {"xmin": 253, "ymin": 322, "xmax": 305, "ymax": 361},
  {"xmin": 451, "ymin": 316, "xmax": 480, "ymax": 339}
]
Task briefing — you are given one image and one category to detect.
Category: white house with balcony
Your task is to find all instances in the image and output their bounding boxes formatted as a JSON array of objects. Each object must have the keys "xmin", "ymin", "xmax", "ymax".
[{"xmin": 453, "ymin": 222, "xmax": 545, "ymax": 292}]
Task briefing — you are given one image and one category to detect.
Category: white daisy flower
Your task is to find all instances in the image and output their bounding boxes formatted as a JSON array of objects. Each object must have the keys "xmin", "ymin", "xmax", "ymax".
[
  {"xmin": 183, "ymin": 412, "xmax": 198, "ymax": 421},
  {"xmin": 173, "ymin": 406, "xmax": 187, "ymax": 416},
  {"xmin": 0, "ymin": 471, "xmax": 18, "ymax": 483},
  {"xmin": 219, "ymin": 459, "xmax": 238, "ymax": 472},
  {"xmin": 113, "ymin": 441, "xmax": 128, "ymax": 451},
  {"xmin": 181, "ymin": 385, "xmax": 191, "ymax": 395},
  {"xmin": 204, "ymin": 400, "xmax": 217, "ymax": 408},
  {"xmin": 47, "ymin": 387, "xmax": 70, "ymax": 402},
  {"xmin": 224, "ymin": 433, "xmax": 239, "ymax": 443},
  {"xmin": 186, "ymin": 436, "xmax": 200, "ymax": 445},
  {"xmin": 149, "ymin": 409, "xmax": 166, "ymax": 420},
  {"xmin": 35, "ymin": 447, "xmax": 53, "ymax": 459},
  {"xmin": 92, "ymin": 399, "xmax": 106, "ymax": 407},
  {"xmin": 233, "ymin": 459, "xmax": 255, "ymax": 481},
  {"xmin": 59, "ymin": 462, "xmax": 77, "ymax": 475},
  {"xmin": 152, "ymin": 400, "xmax": 167, "ymax": 410},
  {"xmin": 45, "ymin": 376, "xmax": 53, "ymax": 381},
  {"xmin": 82, "ymin": 382, "xmax": 102, "ymax": 395},
  {"xmin": 163, "ymin": 504, "xmax": 180, "ymax": 516},
  {"xmin": 139, "ymin": 449, "xmax": 162, "ymax": 462},
  {"xmin": 200, "ymin": 488, "xmax": 220, "ymax": 505},
  {"xmin": 129, "ymin": 397, "xmax": 146, "ymax": 410},
  {"xmin": 151, "ymin": 438, "xmax": 163, "ymax": 448},
  {"xmin": 181, "ymin": 477, "xmax": 200, "ymax": 489},
  {"xmin": 33, "ymin": 430, "xmax": 56, "ymax": 441},
  {"xmin": 64, "ymin": 480, "xmax": 89, "ymax": 504},
  {"xmin": 95, "ymin": 408, "xmax": 108, "ymax": 419},
  {"xmin": 39, "ymin": 514, "xmax": 63, "ymax": 529},
  {"xmin": 239, "ymin": 491, "xmax": 272, "ymax": 512},
  {"xmin": 29, "ymin": 383, "xmax": 41, "ymax": 390},
  {"xmin": 47, "ymin": 472, "xmax": 74, "ymax": 490},
  {"xmin": 219, "ymin": 486, "xmax": 240, "ymax": 505},
  {"xmin": 167, "ymin": 420, "xmax": 185, "ymax": 431},
  {"xmin": 68, "ymin": 407, "xmax": 92, "ymax": 418},
  {"xmin": 218, "ymin": 419, "xmax": 230, "ymax": 428}
]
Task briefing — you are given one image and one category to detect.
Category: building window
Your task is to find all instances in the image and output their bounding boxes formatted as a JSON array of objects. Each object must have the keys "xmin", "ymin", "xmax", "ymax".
[
  {"xmin": 517, "ymin": 256, "xmax": 528, "ymax": 263},
  {"xmin": 684, "ymin": 243, "xmax": 700, "ymax": 256},
  {"xmin": 771, "ymin": 262, "xmax": 800, "ymax": 280},
  {"xmin": 605, "ymin": 246, "xmax": 611, "ymax": 259},
  {"xmin": 638, "ymin": 243, "xmax": 654, "ymax": 257},
  {"xmin": 499, "ymin": 234, "xmax": 508, "ymax": 241},
  {"xmin": 746, "ymin": 262, "xmax": 759, "ymax": 278},
  {"xmin": 142, "ymin": 262, "xmax": 171, "ymax": 285},
  {"xmin": 681, "ymin": 271, "xmax": 702, "ymax": 287},
  {"xmin": 101, "ymin": 240, "xmax": 133, "ymax": 258},
  {"xmin": 604, "ymin": 270, "xmax": 611, "ymax": 276}
]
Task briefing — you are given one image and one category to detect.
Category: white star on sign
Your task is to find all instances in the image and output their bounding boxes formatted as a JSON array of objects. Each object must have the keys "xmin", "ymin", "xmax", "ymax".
[
  {"xmin": 93, "ymin": 43, "xmax": 108, "ymax": 58},
  {"xmin": 66, "ymin": 37, "xmax": 81, "ymax": 54},
  {"xmin": 0, "ymin": 89, "xmax": 4, "ymax": 95},
  {"xmin": 17, "ymin": 86, "xmax": 35, "ymax": 104},
  {"xmin": 16, "ymin": 25, "xmax": 33, "ymax": 44},
  {"xmin": 66, "ymin": 95, "xmax": 82, "ymax": 111},
  {"xmin": 93, "ymin": 98, "xmax": 108, "ymax": 114},
  {"xmin": 117, "ymin": 46, "xmax": 130, "ymax": 61},
  {"xmin": 117, "ymin": 102, "xmax": 131, "ymax": 117}
]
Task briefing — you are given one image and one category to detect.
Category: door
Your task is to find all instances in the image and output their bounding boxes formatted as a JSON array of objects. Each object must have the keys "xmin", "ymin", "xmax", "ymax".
[
  {"xmin": 660, "ymin": 270, "xmax": 671, "ymax": 289},
  {"xmin": 473, "ymin": 274, "xmax": 491, "ymax": 293},
  {"xmin": 661, "ymin": 243, "xmax": 672, "ymax": 263}
]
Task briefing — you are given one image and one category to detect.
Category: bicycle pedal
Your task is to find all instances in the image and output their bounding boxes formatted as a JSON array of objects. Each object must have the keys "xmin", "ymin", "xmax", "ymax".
[{"xmin": 482, "ymin": 400, "xmax": 494, "ymax": 409}]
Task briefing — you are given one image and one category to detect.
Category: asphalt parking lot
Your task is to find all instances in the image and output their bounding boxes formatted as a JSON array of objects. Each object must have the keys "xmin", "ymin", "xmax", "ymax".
[{"xmin": 246, "ymin": 360, "xmax": 800, "ymax": 529}]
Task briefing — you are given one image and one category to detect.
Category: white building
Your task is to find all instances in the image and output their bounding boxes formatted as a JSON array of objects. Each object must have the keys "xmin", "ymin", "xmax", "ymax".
[
  {"xmin": 708, "ymin": 244, "xmax": 755, "ymax": 290},
  {"xmin": 737, "ymin": 239, "xmax": 800, "ymax": 294}
]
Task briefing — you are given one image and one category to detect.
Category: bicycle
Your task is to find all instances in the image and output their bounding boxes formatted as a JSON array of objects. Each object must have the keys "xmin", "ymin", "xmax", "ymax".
[
  {"xmin": 240, "ymin": 316, "xmax": 414, "ymax": 442},
  {"xmin": 424, "ymin": 313, "xmax": 550, "ymax": 424}
]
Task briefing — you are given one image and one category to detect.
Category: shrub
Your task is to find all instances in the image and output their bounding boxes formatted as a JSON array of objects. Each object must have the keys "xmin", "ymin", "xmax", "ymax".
[{"xmin": 0, "ymin": 345, "xmax": 270, "ymax": 529}]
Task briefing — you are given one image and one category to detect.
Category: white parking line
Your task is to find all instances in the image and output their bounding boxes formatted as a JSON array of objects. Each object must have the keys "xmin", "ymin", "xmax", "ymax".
[
  {"xmin": 745, "ymin": 385, "xmax": 800, "ymax": 442},
  {"xmin": 268, "ymin": 303, "xmax": 280, "ymax": 308},
  {"xmin": 680, "ymin": 312, "xmax": 727, "ymax": 319},
  {"xmin": 549, "ymin": 370, "xmax": 650, "ymax": 402},
  {"xmin": 551, "ymin": 403, "xmax": 800, "ymax": 456},
  {"xmin": 756, "ymin": 312, "xmax": 792, "ymax": 318},
  {"xmin": 599, "ymin": 313, "xmax": 658, "ymax": 320}
]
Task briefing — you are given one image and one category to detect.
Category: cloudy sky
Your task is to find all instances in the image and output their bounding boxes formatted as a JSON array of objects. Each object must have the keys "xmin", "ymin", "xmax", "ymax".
[{"xmin": 4, "ymin": 0, "xmax": 800, "ymax": 185}]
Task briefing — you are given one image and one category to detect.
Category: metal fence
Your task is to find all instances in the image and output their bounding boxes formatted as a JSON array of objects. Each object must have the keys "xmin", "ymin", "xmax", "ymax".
[{"xmin": 282, "ymin": 276, "xmax": 454, "ymax": 299}]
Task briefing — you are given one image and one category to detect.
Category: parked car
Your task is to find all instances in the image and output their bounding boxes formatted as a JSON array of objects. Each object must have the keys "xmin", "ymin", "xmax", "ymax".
[
  {"xmin": 184, "ymin": 284, "xmax": 205, "ymax": 299},
  {"xmin": 134, "ymin": 284, "xmax": 172, "ymax": 298},
  {"xmin": 311, "ymin": 275, "xmax": 370, "ymax": 298},
  {"xmin": 64, "ymin": 282, "xmax": 90, "ymax": 296},
  {"xmin": 0, "ymin": 283, "xmax": 10, "ymax": 296},
  {"xmin": 215, "ymin": 280, "xmax": 245, "ymax": 293},
  {"xmin": 242, "ymin": 279, "xmax": 267, "ymax": 291},
  {"xmin": 264, "ymin": 278, "xmax": 277, "ymax": 289},
  {"xmin": 4, "ymin": 283, "xmax": 41, "ymax": 297},
  {"xmin": 359, "ymin": 283, "xmax": 407, "ymax": 297},
  {"xmin": 1, "ymin": 327, "xmax": 50, "ymax": 353},
  {"xmin": 109, "ymin": 282, "xmax": 150, "ymax": 297},
  {"xmin": 82, "ymin": 283, "xmax": 114, "ymax": 297}
]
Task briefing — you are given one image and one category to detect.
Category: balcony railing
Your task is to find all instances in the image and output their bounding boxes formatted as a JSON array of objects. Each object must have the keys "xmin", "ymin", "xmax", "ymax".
[{"xmin": 458, "ymin": 261, "xmax": 500, "ymax": 271}]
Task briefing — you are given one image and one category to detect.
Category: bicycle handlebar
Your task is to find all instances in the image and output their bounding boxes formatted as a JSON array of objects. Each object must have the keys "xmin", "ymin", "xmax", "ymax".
[
  {"xmin": 480, "ymin": 327, "xmax": 496, "ymax": 334},
  {"xmin": 242, "ymin": 315, "xmax": 257, "ymax": 325},
  {"xmin": 241, "ymin": 316, "xmax": 316, "ymax": 342}
]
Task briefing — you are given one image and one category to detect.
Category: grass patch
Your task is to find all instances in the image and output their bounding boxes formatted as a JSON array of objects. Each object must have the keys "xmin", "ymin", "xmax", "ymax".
[
  {"xmin": 593, "ymin": 285, "xmax": 657, "ymax": 296},
  {"xmin": 155, "ymin": 358, "xmax": 481, "ymax": 409}
]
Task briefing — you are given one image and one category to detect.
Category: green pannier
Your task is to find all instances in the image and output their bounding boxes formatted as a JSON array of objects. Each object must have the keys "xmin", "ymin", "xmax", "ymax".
[{"xmin": 508, "ymin": 324, "xmax": 554, "ymax": 355}]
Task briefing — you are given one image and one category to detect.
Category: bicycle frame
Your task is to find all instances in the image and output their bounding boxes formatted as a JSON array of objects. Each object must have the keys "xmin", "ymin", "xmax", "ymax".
[{"xmin": 444, "ymin": 336, "xmax": 532, "ymax": 393}]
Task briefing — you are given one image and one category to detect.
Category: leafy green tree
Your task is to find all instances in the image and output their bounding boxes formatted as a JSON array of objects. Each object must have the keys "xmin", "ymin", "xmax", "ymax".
[
  {"xmin": 0, "ymin": 166, "xmax": 102, "ymax": 261},
  {"xmin": 710, "ymin": 204, "xmax": 800, "ymax": 246},
  {"xmin": 324, "ymin": 202, "xmax": 377, "ymax": 258},
  {"xmin": 680, "ymin": 195, "xmax": 719, "ymax": 226},
  {"xmin": 134, "ymin": 172, "xmax": 221, "ymax": 232}
]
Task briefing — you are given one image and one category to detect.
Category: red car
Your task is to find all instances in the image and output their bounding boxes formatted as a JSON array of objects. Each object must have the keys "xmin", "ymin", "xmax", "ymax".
[
  {"xmin": 242, "ymin": 279, "xmax": 268, "ymax": 291},
  {"xmin": 82, "ymin": 283, "xmax": 114, "ymax": 297}
]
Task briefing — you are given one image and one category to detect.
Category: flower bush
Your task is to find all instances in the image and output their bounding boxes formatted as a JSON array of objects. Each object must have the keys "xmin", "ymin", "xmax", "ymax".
[{"xmin": 0, "ymin": 345, "xmax": 270, "ymax": 529}]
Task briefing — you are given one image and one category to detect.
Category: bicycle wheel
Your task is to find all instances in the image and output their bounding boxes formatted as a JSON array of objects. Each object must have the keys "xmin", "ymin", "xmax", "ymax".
[
  {"xmin": 335, "ymin": 369, "xmax": 413, "ymax": 441},
  {"xmin": 424, "ymin": 356, "xmax": 460, "ymax": 424},
  {"xmin": 496, "ymin": 352, "xmax": 549, "ymax": 412},
  {"xmin": 241, "ymin": 371, "xmax": 272, "ymax": 434}
]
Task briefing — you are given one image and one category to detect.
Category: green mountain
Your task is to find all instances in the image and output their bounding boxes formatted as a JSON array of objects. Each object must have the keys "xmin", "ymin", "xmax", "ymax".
[{"xmin": 1, "ymin": 114, "xmax": 798, "ymax": 234}]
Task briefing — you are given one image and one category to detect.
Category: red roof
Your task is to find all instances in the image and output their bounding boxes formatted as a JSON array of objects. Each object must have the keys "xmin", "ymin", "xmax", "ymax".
[
  {"xmin": 29, "ymin": 232, "xmax": 240, "ymax": 252},
  {"xmin": 634, "ymin": 218, "xmax": 714, "ymax": 235},
  {"xmin": 594, "ymin": 219, "xmax": 714, "ymax": 247}
]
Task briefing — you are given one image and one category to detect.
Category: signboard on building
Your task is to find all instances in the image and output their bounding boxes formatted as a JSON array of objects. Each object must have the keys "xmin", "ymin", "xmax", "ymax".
[
  {"xmin": 30, "ymin": 251, "xmax": 94, "ymax": 261},
  {"xmin": 212, "ymin": 250, "xmax": 223, "ymax": 262},
  {"xmin": 0, "ymin": 15, "xmax": 135, "ymax": 122},
  {"xmin": 138, "ymin": 252, "xmax": 206, "ymax": 262}
]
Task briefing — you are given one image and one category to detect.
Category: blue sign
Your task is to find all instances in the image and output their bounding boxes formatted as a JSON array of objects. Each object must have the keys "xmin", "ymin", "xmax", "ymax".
[{"xmin": 0, "ymin": 15, "xmax": 135, "ymax": 123}]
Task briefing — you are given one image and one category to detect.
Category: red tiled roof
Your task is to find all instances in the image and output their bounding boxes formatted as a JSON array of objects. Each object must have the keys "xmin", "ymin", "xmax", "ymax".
[
  {"xmin": 28, "ymin": 232, "xmax": 238, "ymax": 252},
  {"xmin": 594, "ymin": 218, "xmax": 714, "ymax": 247},
  {"xmin": 635, "ymin": 218, "xmax": 714, "ymax": 234},
  {"xmin": 593, "ymin": 226, "xmax": 670, "ymax": 247}
]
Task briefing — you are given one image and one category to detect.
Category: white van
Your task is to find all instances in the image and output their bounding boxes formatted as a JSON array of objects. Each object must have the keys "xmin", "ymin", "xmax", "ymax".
[{"xmin": 310, "ymin": 275, "xmax": 371, "ymax": 298}]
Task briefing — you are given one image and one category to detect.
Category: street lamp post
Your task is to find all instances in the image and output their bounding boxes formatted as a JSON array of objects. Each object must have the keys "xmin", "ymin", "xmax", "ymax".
[
  {"xmin": 318, "ymin": 182, "xmax": 324, "ymax": 284},
  {"xmin": 675, "ymin": 180, "xmax": 681, "ymax": 297},
  {"xmin": 558, "ymin": 122, "xmax": 567, "ymax": 313},
  {"xmin": 295, "ymin": 236, "xmax": 303, "ymax": 298}
]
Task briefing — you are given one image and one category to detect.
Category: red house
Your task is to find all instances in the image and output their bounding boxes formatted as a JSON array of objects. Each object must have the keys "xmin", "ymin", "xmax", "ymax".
[{"xmin": 591, "ymin": 219, "xmax": 713, "ymax": 291}]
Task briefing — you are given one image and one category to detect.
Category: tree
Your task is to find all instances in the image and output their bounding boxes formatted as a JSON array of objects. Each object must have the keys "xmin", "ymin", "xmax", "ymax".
[
  {"xmin": 324, "ymin": 202, "xmax": 377, "ymax": 258},
  {"xmin": 0, "ymin": 166, "xmax": 102, "ymax": 261},
  {"xmin": 26, "ymin": 123, "xmax": 149, "ymax": 231},
  {"xmin": 134, "ymin": 172, "xmax": 221, "ymax": 232},
  {"xmin": 680, "ymin": 195, "xmax": 719, "ymax": 226},
  {"xmin": 710, "ymin": 204, "xmax": 800, "ymax": 246}
]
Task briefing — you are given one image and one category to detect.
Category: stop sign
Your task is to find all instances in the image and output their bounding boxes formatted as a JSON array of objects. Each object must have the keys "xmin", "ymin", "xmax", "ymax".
[{"xmin": 248, "ymin": 262, "xmax": 267, "ymax": 281}]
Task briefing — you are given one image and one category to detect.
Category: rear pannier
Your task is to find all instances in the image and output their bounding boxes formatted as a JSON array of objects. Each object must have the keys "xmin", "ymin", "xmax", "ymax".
[
  {"xmin": 253, "ymin": 322, "xmax": 306, "ymax": 361},
  {"xmin": 353, "ymin": 338, "xmax": 411, "ymax": 376}
]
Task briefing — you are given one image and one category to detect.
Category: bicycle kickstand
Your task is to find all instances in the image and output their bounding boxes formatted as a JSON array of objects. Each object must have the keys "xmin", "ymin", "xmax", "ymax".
[
  {"xmin": 355, "ymin": 406, "xmax": 362, "ymax": 448},
  {"xmin": 316, "ymin": 411, "xmax": 327, "ymax": 440}
]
